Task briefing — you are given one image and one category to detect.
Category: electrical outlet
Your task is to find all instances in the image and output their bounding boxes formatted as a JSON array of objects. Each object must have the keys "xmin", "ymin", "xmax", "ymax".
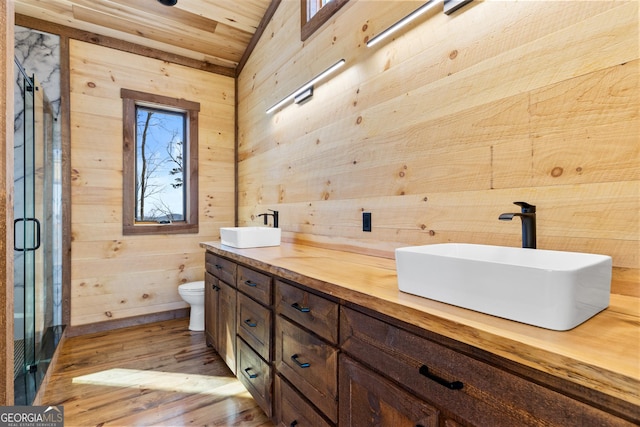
[{"xmin": 363, "ymin": 212, "xmax": 372, "ymax": 232}]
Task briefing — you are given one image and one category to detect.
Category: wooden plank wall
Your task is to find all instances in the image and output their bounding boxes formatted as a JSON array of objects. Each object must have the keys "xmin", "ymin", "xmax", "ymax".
[
  {"xmin": 1, "ymin": 0, "xmax": 15, "ymax": 405},
  {"xmin": 69, "ymin": 40, "xmax": 235, "ymax": 326},
  {"xmin": 237, "ymin": 1, "xmax": 639, "ymax": 290}
]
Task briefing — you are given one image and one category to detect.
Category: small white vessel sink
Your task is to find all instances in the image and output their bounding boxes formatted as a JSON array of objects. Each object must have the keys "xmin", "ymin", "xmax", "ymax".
[
  {"xmin": 220, "ymin": 227, "xmax": 281, "ymax": 249},
  {"xmin": 395, "ymin": 243, "xmax": 612, "ymax": 331}
]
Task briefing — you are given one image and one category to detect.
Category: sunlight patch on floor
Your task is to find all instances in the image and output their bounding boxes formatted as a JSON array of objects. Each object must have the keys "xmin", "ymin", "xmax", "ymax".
[{"xmin": 73, "ymin": 368, "xmax": 248, "ymax": 396}]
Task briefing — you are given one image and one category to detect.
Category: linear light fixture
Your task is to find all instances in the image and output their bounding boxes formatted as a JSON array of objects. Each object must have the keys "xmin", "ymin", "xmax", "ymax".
[
  {"xmin": 366, "ymin": 0, "xmax": 442, "ymax": 48},
  {"xmin": 266, "ymin": 59, "xmax": 346, "ymax": 114}
]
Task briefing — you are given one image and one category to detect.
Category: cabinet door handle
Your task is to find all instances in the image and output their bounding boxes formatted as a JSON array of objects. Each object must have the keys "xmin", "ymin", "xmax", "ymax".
[
  {"xmin": 244, "ymin": 319, "xmax": 257, "ymax": 327},
  {"xmin": 291, "ymin": 354, "xmax": 310, "ymax": 368},
  {"xmin": 291, "ymin": 302, "xmax": 310, "ymax": 313},
  {"xmin": 14, "ymin": 218, "xmax": 41, "ymax": 251},
  {"xmin": 419, "ymin": 365, "xmax": 463, "ymax": 390},
  {"xmin": 214, "ymin": 264, "xmax": 223, "ymax": 270},
  {"xmin": 244, "ymin": 367, "xmax": 258, "ymax": 379},
  {"xmin": 211, "ymin": 284, "xmax": 220, "ymax": 291},
  {"xmin": 244, "ymin": 280, "xmax": 257, "ymax": 287},
  {"xmin": 290, "ymin": 421, "xmax": 298, "ymax": 427}
]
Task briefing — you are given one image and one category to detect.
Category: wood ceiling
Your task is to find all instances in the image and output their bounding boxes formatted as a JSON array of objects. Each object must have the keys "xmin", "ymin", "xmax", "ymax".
[{"xmin": 14, "ymin": 0, "xmax": 277, "ymax": 76}]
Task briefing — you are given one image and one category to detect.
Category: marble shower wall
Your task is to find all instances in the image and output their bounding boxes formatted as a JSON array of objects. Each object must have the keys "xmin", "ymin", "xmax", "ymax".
[{"xmin": 14, "ymin": 26, "xmax": 62, "ymax": 330}]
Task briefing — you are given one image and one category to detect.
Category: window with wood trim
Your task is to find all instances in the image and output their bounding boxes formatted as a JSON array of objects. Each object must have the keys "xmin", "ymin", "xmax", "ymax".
[
  {"xmin": 301, "ymin": 0, "xmax": 350, "ymax": 41},
  {"xmin": 121, "ymin": 89, "xmax": 199, "ymax": 235}
]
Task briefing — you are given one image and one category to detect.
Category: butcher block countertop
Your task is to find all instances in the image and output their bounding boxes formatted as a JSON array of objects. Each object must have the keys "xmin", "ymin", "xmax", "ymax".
[{"xmin": 200, "ymin": 241, "xmax": 639, "ymax": 414}]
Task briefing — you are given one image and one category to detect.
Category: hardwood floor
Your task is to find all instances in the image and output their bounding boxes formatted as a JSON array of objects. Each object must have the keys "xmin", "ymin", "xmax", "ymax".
[{"xmin": 38, "ymin": 318, "xmax": 274, "ymax": 427}]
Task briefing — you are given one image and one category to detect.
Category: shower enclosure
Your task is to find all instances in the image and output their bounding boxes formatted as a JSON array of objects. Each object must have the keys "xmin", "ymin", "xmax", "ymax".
[{"xmin": 14, "ymin": 58, "xmax": 63, "ymax": 404}]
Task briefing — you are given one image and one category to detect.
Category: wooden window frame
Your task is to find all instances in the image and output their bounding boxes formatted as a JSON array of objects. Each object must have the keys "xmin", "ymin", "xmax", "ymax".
[
  {"xmin": 301, "ymin": 0, "xmax": 350, "ymax": 41},
  {"xmin": 121, "ymin": 88, "xmax": 200, "ymax": 235}
]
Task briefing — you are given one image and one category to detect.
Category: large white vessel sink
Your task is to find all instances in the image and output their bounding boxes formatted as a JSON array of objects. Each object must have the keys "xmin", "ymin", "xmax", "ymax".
[
  {"xmin": 220, "ymin": 227, "xmax": 281, "ymax": 249},
  {"xmin": 395, "ymin": 243, "xmax": 612, "ymax": 331}
]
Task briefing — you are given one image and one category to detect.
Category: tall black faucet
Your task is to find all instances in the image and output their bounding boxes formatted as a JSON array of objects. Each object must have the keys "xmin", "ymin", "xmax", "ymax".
[
  {"xmin": 258, "ymin": 209, "xmax": 279, "ymax": 228},
  {"xmin": 499, "ymin": 201, "xmax": 536, "ymax": 249}
]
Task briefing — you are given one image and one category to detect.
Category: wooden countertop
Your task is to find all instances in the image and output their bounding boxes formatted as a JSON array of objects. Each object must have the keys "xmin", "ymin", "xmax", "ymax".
[{"xmin": 200, "ymin": 241, "xmax": 640, "ymax": 411}]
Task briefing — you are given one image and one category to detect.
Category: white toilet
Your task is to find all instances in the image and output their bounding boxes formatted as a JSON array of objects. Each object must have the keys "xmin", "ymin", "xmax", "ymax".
[{"xmin": 178, "ymin": 280, "xmax": 205, "ymax": 331}]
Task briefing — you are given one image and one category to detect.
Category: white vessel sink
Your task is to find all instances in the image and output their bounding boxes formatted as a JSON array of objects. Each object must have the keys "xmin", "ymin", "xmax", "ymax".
[
  {"xmin": 220, "ymin": 227, "xmax": 281, "ymax": 249},
  {"xmin": 395, "ymin": 243, "xmax": 612, "ymax": 331}
]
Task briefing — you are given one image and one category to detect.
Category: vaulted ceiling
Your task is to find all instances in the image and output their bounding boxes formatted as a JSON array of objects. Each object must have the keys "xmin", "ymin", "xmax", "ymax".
[{"xmin": 14, "ymin": 0, "xmax": 277, "ymax": 75}]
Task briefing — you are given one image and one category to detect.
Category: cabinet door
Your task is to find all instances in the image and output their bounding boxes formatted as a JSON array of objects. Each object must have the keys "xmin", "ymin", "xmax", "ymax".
[
  {"xmin": 204, "ymin": 272, "xmax": 219, "ymax": 349},
  {"xmin": 218, "ymin": 279, "xmax": 237, "ymax": 375},
  {"xmin": 340, "ymin": 355, "xmax": 439, "ymax": 427}
]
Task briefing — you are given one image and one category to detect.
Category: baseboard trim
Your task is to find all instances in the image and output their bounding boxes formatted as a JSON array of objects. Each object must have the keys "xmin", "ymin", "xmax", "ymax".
[{"xmin": 66, "ymin": 308, "xmax": 190, "ymax": 338}]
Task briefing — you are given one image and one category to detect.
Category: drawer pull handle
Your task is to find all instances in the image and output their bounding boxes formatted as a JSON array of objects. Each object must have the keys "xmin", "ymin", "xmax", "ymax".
[
  {"xmin": 244, "ymin": 280, "xmax": 258, "ymax": 287},
  {"xmin": 214, "ymin": 264, "xmax": 223, "ymax": 270},
  {"xmin": 419, "ymin": 365, "xmax": 463, "ymax": 390},
  {"xmin": 291, "ymin": 354, "xmax": 310, "ymax": 368},
  {"xmin": 291, "ymin": 302, "xmax": 310, "ymax": 313},
  {"xmin": 290, "ymin": 421, "xmax": 298, "ymax": 427},
  {"xmin": 244, "ymin": 367, "xmax": 258, "ymax": 379},
  {"xmin": 244, "ymin": 319, "xmax": 257, "ymax": 327}
]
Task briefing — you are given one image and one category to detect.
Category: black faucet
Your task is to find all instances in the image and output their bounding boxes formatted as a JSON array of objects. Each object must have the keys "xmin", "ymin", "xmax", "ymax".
[
  {"xmin": 499, "ymin": 201, "xmax": 536, "ymax": 249},
  {"xmin": 257, "ymin": 209, "xmax": 279, "ymax": 228}
]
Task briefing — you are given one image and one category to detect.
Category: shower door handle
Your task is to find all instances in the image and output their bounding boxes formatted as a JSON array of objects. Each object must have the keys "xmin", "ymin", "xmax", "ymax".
[{"xmin": 14, "ymin": 218, "xmax": 41, "ymax": 251}]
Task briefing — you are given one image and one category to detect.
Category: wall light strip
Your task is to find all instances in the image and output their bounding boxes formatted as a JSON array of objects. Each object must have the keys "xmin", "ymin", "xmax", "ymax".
[
  {"xmin": 266, "ymin": 59, "xmax": 346, "ymax": 114},
  {"xmin": 366, "ymin": 0, "xmax": 442, "ymax": 48}
]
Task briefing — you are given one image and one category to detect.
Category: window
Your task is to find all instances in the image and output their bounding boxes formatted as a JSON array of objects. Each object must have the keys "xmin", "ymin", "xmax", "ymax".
[
  {"xmin": 301, "ymin": 0, "xmax": 350, "ymax": 41},
  {"xmin": 121, "ymin": 89, "xmax": 199, "ymax": 235}
]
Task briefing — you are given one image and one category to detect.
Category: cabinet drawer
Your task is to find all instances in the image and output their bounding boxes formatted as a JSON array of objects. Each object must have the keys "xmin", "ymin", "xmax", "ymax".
[
  {"xmin": 237, "ymin": 338, "xmax": 272, "ymax": 419},
  {"xmin": 275, "ymin": 375, "xmax": 332, "ymax": 427},
  {"xmin": 237, "ymin": 292, "xmax": 272, "ymax": 361},
  {"xmin": 237, "ymin": 265, "xmax": 272, "ymax": 305},
  {"xmin": 205, "ymin": 252, "xmax": 237, "ymax": 286},
  {"xmin": 275, "ymin": 280, "xmax": 339, "ymax": 344},
  {"xmin": 275, "ymin": 316, "xmax": 338, "ymax": 423},
  {"xmin": 340, "ymin": 354, "xmax": 439, "ymax": 427},
  {"xmin": 341, "ymin": 307, "xmax": 632, "ymax": 426}
]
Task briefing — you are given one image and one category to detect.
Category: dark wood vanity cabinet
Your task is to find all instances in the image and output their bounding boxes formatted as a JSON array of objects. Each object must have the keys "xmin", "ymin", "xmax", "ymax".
[{"xmin": 204, "ymin": 248, "xmax": 635, "ymax": 427}]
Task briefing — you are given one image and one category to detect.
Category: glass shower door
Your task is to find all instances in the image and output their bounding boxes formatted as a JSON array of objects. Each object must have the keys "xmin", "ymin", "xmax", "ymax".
[
  {"xmin": 14, "ymin": 61, "xmax": 57, "ymax": 404},
  {"xmin": 14, "ymin": 62, "xmax": 37, "ymax": 403}
]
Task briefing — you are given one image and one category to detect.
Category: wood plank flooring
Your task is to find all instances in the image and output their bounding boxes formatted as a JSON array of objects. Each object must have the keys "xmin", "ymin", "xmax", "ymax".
[{"xmin": 38, "ymin": 318, "xmax": 274, "ymax": 427}]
